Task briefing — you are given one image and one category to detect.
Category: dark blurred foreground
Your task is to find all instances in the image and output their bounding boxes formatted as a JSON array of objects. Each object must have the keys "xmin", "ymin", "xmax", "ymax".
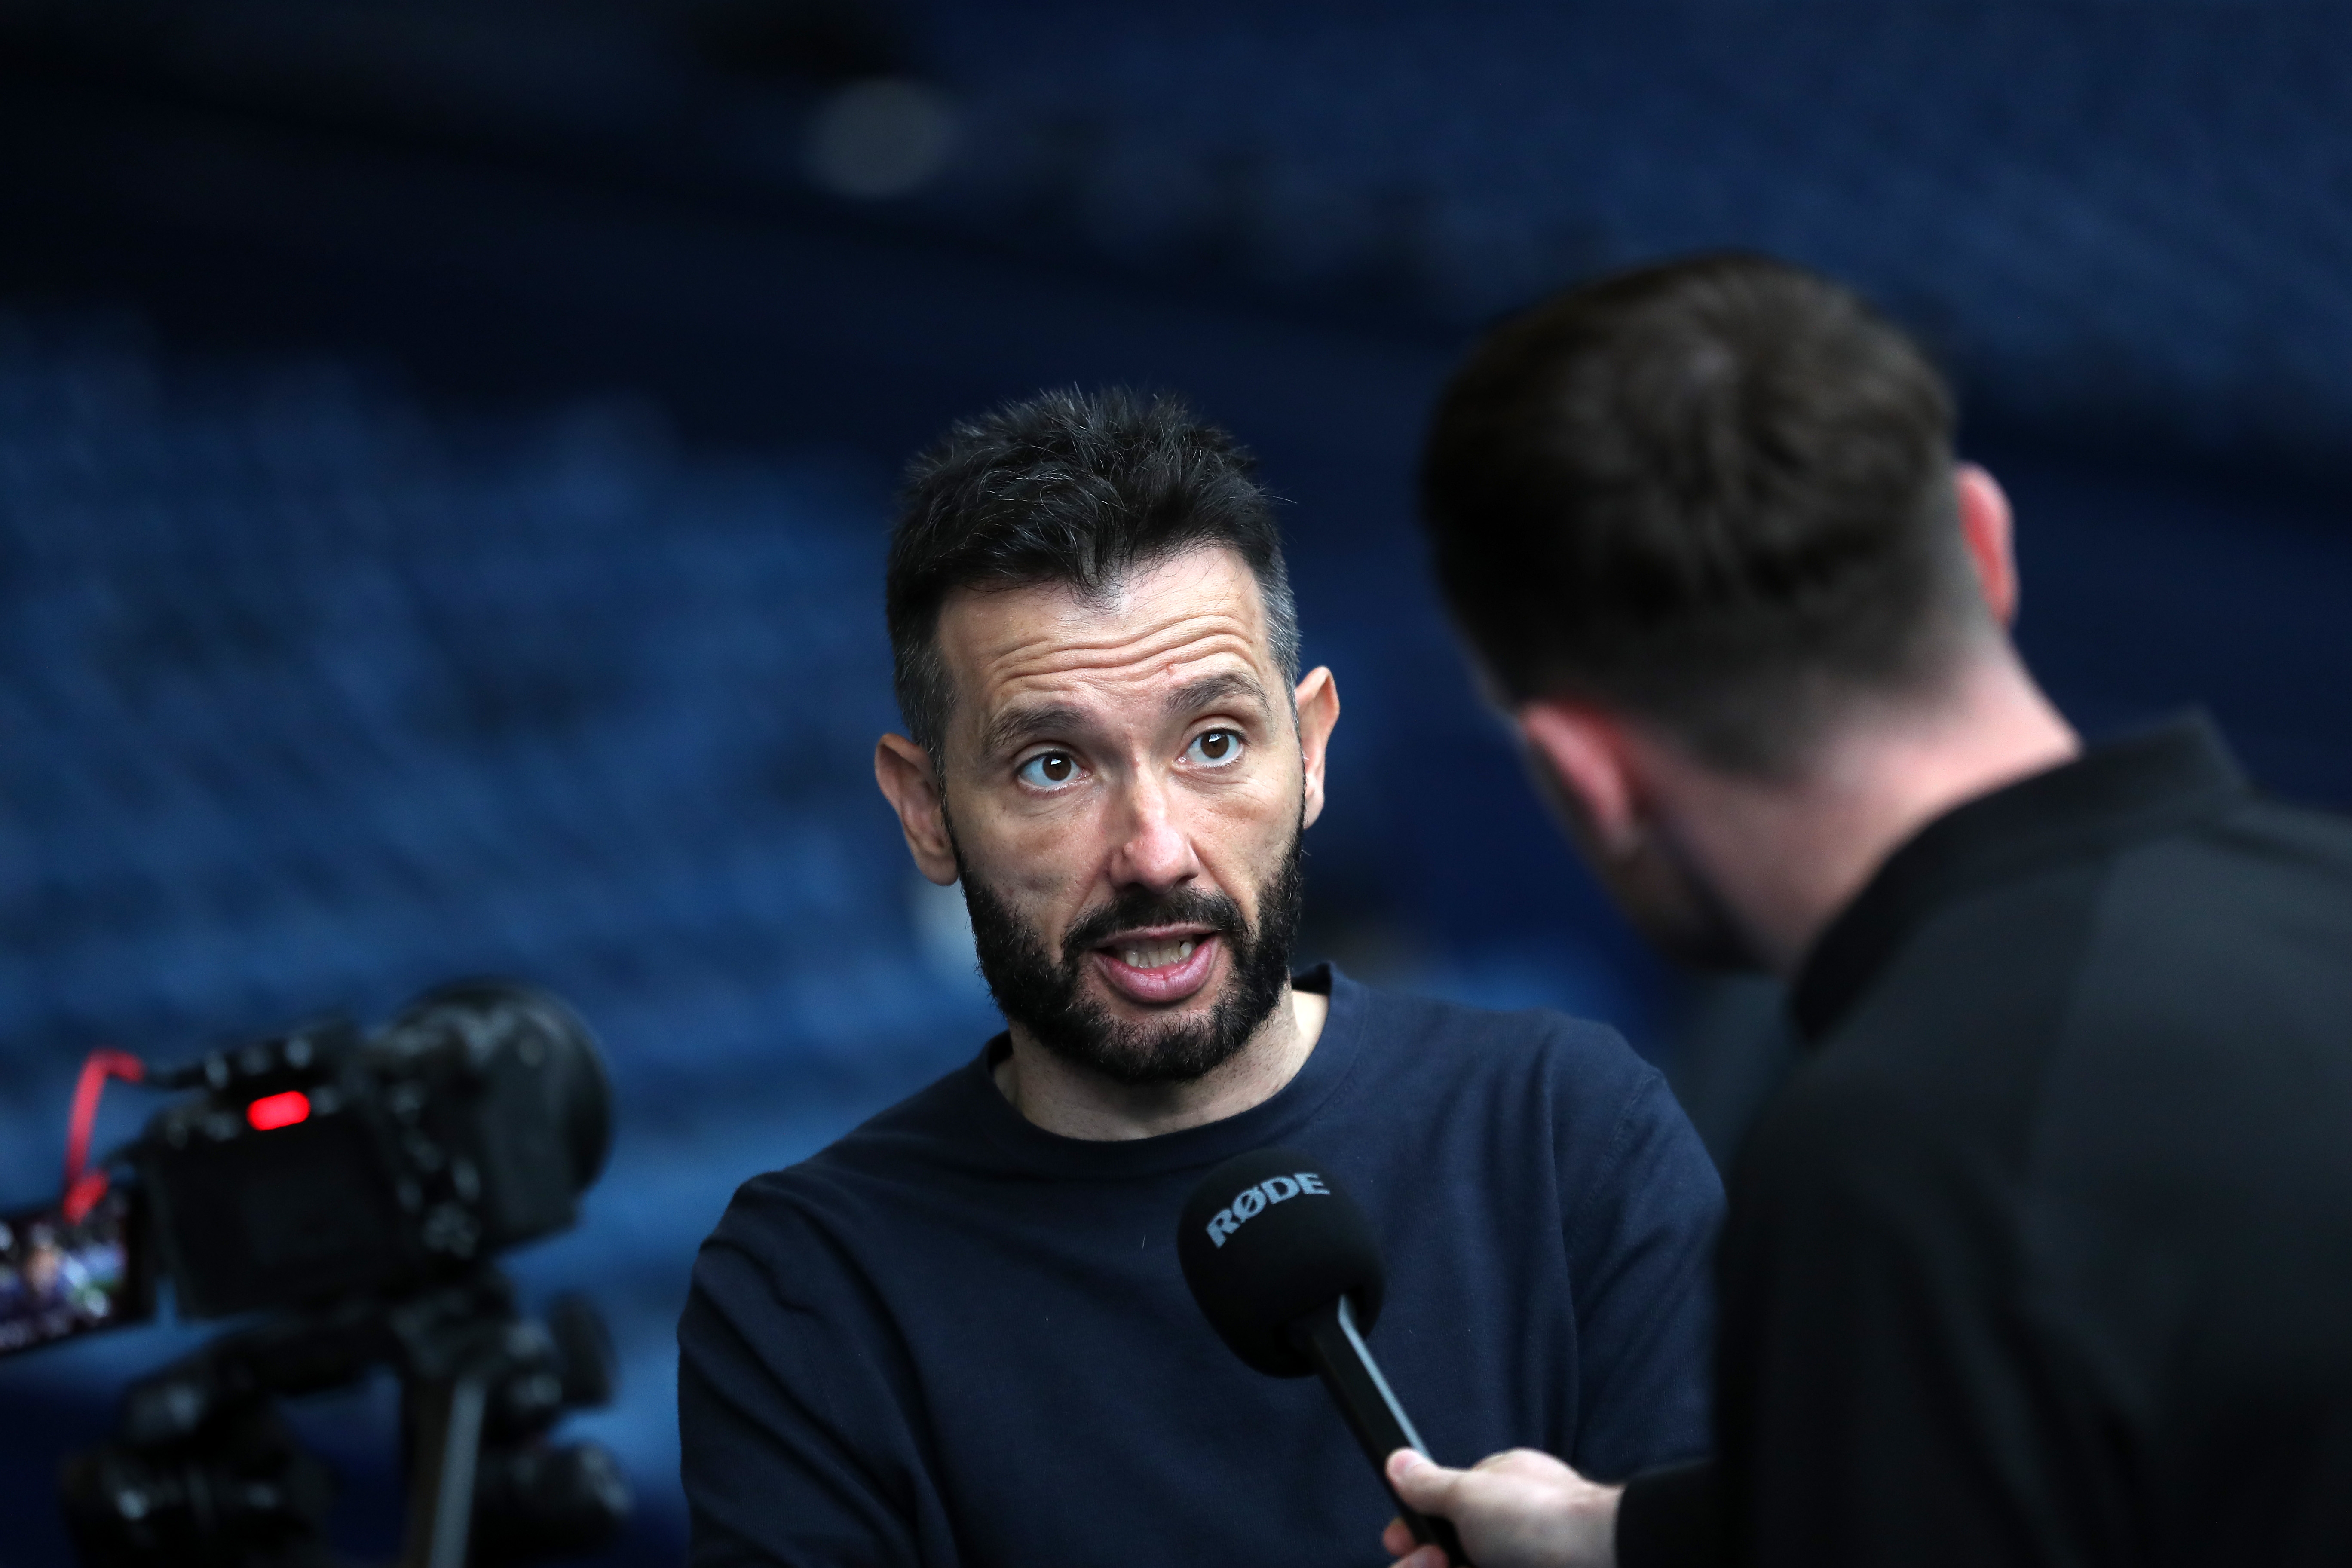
[{"xmin": 3, "ymin": 3, "xmax": 2351, "ymax": 1562}]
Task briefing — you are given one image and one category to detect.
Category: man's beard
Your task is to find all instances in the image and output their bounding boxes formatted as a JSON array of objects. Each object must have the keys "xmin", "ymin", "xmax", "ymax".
[{"xmin": 954, "ymin": 825, "xmax": 1306, "ymax": 1087}]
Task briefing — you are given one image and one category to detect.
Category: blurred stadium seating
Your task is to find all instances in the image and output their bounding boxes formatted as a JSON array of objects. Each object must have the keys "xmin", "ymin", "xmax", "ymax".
[
  {"xmin": 10, "ymin": 0, "xmax": 2352, "ymax": 460},
  {"xmin": 932, "ymin": 0, "xmax": 2352, "ymax": 456},
  {"xmin": 2, "ymin": 3, "xmax": 2349, "ymax": 1564}
]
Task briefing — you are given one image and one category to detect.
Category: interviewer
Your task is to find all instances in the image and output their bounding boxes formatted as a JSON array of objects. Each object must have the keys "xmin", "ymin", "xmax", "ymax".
[{"xmin": 1385, "ymin": 253, "xmax": 2352, "ymax": 1566}]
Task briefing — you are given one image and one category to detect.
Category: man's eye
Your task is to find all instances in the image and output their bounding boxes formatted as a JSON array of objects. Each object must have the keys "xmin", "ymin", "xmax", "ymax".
[
  {"xmin": 1016, "ymin": 751, "xmax": 1082, "ymax": 789},
  {"xmin": 1186, "ymin": 729, "xmax": 1245, "ymax": 768}
]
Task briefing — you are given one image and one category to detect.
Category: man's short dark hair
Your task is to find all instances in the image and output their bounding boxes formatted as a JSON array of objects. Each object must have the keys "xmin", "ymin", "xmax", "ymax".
[
  {"xmin": 1421, "ymin": 252, "xmax": 1977, "ymax": 774},
  {"xmin": 888, "ymin": 387, "xmax": 1299, "ymax": 762}
]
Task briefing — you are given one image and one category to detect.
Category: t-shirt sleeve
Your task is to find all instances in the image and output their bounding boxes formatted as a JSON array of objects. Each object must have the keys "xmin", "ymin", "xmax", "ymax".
[
  {"xmin": 1714, "ymin": 1081, "xmax": 2056, "ymax": 1566},
  {"xmin": 1562, "ymin": 1059, "xmax": 1724, "ymax": 1480},
  {"xmin": 677, "ymin": 1179, "xmax": 947, "ymax": 1568}
]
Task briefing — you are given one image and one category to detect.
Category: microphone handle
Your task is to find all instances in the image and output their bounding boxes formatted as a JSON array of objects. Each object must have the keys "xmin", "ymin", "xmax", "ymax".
[{"xmin": 1295, "ymin": 1296, "xmax": 1472, "ymax": 1567}]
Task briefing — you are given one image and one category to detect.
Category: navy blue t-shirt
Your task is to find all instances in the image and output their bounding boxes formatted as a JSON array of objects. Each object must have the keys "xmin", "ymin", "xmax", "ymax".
[{"xmin": 679, "ymin": 966, "xmax": 1721, "ymax": 1566}]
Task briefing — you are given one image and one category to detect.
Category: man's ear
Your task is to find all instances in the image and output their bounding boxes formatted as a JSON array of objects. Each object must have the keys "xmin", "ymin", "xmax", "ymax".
[
  {"xmin": 1955, "ymin": 462, "xmax": 2019, "ymax": 627},
  {"xmin": 1294, "ymin": 666, "xmax": 1340, "ymax": 830},
  {"xmin": 875, "ymin": 734, "xmax": 960, "ymax": 885},
  {"xmin": 1514, "ymin": 699, "xmax": 1645, "ymax": 859}
]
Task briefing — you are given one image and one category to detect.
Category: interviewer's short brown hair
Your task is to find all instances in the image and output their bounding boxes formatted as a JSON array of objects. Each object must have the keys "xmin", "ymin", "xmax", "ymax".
[{"xmin": 1421, "ymin": 253, "xmax": 1975, "ymax": 774}]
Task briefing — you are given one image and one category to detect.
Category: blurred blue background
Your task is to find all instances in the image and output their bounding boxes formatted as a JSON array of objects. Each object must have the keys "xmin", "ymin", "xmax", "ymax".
[{"xmin": 2, "ymin": 2, "xmax": 2349, "ymax": 1561}]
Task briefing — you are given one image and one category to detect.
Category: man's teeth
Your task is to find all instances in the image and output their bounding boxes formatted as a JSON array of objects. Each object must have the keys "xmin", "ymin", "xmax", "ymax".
[{"xmin": 1119, "ymin": 938, "xmax": 1200, "ymax": 970}]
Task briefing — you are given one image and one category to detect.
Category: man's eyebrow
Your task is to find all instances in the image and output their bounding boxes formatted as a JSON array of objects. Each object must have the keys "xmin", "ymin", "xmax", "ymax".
[
  {"xmin": 980, "ymin": 675, "xmax": 1272, "ymax": 755},
  {"xmin": 1167, "ymin": 672, "xmax": 1273, "ymax": 718},
  {"xmin": 980, "ymin": 702, "xmax": 1088, "ymax": 757}
]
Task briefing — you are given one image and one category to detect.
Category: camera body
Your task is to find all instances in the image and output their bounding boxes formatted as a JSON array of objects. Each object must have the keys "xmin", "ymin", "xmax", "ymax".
[
  {"xmin": 24, "ymin": 981, "xmax": 631, "ymax": 1567},
  {"xmin": 135, "ymin": 981, "xmax": 612, "ymax": 1320}
]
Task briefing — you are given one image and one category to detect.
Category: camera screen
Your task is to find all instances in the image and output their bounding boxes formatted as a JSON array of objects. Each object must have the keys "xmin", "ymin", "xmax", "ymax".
[{"xmin": 0, "ymin": 1187, "xmax": 149, "ymax": 1356}]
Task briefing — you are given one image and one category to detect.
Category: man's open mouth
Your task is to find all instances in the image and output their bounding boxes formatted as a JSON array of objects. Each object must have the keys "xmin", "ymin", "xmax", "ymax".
[
  {"xmin": 1090, "ymin": 927, "xmax": 1222, "ymax": 1005},
  {"xmin": 1115, "ymin": 936, "xmax": 1198, "ymax": 969}
]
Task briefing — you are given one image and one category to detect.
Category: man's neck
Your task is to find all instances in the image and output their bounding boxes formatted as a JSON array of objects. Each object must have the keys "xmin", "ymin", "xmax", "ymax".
[
  {"xmin": 992, "ymin": 985, "xmax": 1330, "ymax": 1141},
  {"xmin": 1663, "ymin": 650, "xmax": 2081, "ymax": 975}
]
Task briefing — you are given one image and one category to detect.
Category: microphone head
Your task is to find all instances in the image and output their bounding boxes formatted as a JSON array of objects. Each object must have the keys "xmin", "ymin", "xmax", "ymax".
[{"xmin": 1177, "ymin": 1146, "xmax": 1385, "ymax": 1378}]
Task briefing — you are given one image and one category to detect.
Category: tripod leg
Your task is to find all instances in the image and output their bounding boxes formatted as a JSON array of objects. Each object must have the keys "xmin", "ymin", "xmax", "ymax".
[{"xmin": 401, "ymin": 1370, "xmax": 489, "ymax": 1568}]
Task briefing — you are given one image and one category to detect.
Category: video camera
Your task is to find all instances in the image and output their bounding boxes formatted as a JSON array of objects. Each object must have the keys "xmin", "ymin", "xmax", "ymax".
[{"xmin": 2, "ymin": 980, "xmax": 629, "ymax": 1568}]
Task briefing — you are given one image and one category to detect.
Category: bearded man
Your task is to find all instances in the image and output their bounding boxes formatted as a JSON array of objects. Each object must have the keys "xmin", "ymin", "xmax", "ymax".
[{"xmin": 677, "ymin": 389, "xmax": 1722, "ymax": 1567}]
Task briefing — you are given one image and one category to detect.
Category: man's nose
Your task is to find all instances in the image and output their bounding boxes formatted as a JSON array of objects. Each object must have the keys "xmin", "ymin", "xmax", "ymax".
[{"xmin": 1106, "ymin": 774, "xmax": 1202, "ymax": 891}]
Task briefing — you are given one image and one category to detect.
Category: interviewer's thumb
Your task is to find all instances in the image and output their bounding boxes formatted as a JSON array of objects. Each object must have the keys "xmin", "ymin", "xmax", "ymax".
[{"xmin": 1388, "ymin": 1449, "xmax": 1461, "ymax": 1515}]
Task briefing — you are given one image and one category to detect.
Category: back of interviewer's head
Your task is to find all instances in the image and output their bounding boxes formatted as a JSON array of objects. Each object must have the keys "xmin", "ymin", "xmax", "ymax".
[{"xmin": 1421, "ymin": 252, "xmax": 1982, "ymax": 776}]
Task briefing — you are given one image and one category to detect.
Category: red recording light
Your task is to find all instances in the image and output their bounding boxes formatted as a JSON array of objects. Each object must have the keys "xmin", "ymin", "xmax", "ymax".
[{"xmin": 246, "ymin": 1090, "xmax": 312, "ymax": 1131}]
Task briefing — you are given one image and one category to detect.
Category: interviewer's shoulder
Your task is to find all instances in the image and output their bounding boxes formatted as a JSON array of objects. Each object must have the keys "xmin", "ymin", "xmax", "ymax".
[{"xmin": 2171, "ymin": 791, "xmax": 2352, "ymax": 940}]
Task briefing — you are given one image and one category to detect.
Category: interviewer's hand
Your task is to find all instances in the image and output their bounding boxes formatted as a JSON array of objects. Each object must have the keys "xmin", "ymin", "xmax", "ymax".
[{"xmin": 1381, "ymin": 1447, "xmax": 1622, "ymax": 1568}]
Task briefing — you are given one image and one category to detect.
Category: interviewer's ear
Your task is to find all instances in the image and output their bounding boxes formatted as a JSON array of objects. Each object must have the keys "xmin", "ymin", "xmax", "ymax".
[
  {"xmin": 875, "ymin": 734, "xmax": 960, "ymax": 886},
  {"xmin": 1955, "ymin": 462, "xmax": 2019, "ymax": 627},
  {"xmin": 1513, "ymin": 700, "xmax": 1645, "ymax": 860}
]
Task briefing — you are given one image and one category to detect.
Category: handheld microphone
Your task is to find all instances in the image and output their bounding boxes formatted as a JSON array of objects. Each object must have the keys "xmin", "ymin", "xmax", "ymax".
[{"xmin": 1178, "ymin": 1147, "xmax": 1470, "ymax": 1566}]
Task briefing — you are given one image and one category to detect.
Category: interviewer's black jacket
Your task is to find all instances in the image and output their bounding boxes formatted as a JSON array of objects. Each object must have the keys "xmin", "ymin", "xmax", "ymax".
[{"xmin": 1621, "ymin": 716, "xmax": 2352, "ymax": 1568}]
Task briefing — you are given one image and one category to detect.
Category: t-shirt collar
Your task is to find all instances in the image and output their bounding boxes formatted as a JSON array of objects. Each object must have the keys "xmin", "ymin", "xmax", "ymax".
[
  {"xmin": 963, "ymin": 962, "xmax": 1367, "ymax": 1176},
  {"xmin": 1789, "ymin": 712, "xmax": 2248, "ymax": 1044}
]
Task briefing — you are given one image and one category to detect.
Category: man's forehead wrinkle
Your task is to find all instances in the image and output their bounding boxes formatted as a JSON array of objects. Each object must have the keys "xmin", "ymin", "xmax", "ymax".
[
  {"xmin": 983, "ymin": 643, "xmax": 1267, "ymax": 733},
  {"xmin": 978, "ymin": 611, "xmax": 1265, "ymax": 687}
]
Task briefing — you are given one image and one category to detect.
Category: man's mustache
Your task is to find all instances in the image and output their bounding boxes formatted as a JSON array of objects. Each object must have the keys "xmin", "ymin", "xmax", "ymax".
[{"xmin": 1060, "ymin": 887, "xmax": 1250, "ymax": 966}]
